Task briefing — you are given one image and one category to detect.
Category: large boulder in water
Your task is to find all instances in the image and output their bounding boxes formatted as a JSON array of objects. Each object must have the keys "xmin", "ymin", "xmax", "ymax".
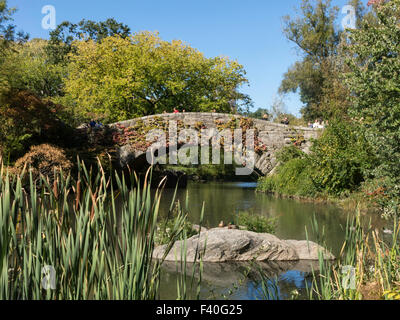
[{"xmin": 153, "ymin": 228, "xmax": 335, "ymax": 262}]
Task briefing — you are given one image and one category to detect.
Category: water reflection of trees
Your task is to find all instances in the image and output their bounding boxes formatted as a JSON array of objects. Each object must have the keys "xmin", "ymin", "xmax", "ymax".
[{"xmin": 160, "ymin": 260, "xmax": 321, "ymax": 300}]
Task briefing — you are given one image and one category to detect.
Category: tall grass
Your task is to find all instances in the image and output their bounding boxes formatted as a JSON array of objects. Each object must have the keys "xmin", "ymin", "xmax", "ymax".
[
  {"xmin": 307, "ymin": 209, "xmax": 400, "ymax": 300},
  {"xmin": 0, "ymin": 158, "xmax": 190, "ymax": 300},
  {"xmin": 253, "ymin": 209, "xmax": 400, "ymax": 301}
]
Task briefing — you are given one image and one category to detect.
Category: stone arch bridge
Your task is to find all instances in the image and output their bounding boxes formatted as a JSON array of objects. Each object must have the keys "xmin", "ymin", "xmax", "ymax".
[{"xmin": 110, "ymin": 113, "xmax": 321, "ymax": 176}]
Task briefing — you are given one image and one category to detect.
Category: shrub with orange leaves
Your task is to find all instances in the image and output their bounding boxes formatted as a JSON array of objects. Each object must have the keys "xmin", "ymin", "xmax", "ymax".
[{"xmin": 12, "ymin": 144, "xmax": 72, "ymax": 182}]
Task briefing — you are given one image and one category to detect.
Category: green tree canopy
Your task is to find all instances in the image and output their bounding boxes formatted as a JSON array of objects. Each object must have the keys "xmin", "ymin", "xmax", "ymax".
[
  {"xmin": 279, "ymin": 0, "xmax": 340, "ymax": 121},
  {"xmin": 46, "ymin": 18, "xmax": 131, "ymax": 65},
  {"xmin": 65, "ymin": 31, "xmax": 251, "ymax": 122},
  {"xmin": 0, "ymin": 0, "xmax": 28, "ymax": 52},
  {"xmin": 0, "ymin": 0, "xmax": 29, "ymax": 95},
  {"xmin": 244, "ymin": 108, "xmax": 270, "ymax": 120},
  {"xmin": 3, "ymin": 39, "xmax": 66, "ymax": 98},
  {"xmin": 345, "ymin": 0, "xmax": 400, "ymax": 211},
  {"xmin": 279, "ymin": 0, "xmax": 367, "ymax": 121}
]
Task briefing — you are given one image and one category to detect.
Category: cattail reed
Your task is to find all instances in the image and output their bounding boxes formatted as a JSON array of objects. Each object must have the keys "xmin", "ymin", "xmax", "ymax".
[{"xmin": 0, "ymin": 158, "xmax": 193, "ymax": 300}]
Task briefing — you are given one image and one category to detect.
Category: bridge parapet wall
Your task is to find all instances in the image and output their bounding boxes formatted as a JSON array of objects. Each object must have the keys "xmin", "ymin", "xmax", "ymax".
[{"xmin": 111, "ymin": 113, "xmax": 321, "ymax": 175}]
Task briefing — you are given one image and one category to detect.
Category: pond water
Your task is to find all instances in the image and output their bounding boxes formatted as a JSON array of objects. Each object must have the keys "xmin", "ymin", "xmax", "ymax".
[{"xmin": 157, "ymin": 181, "xmax": 386, "ymax": 300}]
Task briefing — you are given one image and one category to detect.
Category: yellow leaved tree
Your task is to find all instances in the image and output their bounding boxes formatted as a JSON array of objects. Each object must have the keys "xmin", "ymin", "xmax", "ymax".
[{"xmin": 65, "ymin": 31, "xmax": 251, "ymax": 122}]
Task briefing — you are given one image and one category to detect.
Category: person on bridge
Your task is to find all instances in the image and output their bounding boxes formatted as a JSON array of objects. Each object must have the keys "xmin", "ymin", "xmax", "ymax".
[
  {"xmin": 95, "ymin": 121, "xmax": 103, "ymax": 129},
  {"xmin": 281, "ymin": 117, "xmax": 290, "ymax": 125}
]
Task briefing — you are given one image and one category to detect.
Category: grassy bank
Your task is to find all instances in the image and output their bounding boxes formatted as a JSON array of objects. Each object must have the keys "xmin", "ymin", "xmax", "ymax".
[
  {"xmin": 254, "ymin": 211, "xmax": 400, "ymax": 301},
  {"xmin": 256, "ymin": 120, "xmax": 385, "ymax": 214},
  {"xmin": 256, "ymin": 181, "xmax": 379, "ymax": 213},
  {"xmin": 307, "ymin": 212, "xmax": 400, "ymax": 300}
]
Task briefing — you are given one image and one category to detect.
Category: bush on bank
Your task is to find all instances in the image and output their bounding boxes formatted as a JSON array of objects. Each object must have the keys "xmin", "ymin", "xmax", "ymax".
[
  {"xmin": 237, "ymin": 211, "xmax": 277, "ymax": 234},
  {"xmin": 258, "ymin": 121, "xmax": 377, "ymax": 200}
]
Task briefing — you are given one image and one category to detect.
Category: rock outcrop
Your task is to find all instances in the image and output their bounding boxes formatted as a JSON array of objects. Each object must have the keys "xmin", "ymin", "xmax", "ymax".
[{"xmin": 153, "ymin": 228, "xmax": 335, "ymax": 262}]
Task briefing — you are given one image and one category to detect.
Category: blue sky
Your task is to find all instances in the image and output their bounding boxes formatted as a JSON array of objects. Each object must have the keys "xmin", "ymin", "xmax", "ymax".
[{"xmin": 8, "ymin": 0, "xmax": 367, "ymax": 116}]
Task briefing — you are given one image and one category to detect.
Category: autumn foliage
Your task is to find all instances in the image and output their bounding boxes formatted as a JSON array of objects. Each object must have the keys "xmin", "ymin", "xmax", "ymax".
[
  {"xmin": 0, "ymin": 90, "xmax": 73, "ymax": 160},
  {"xmin": 11, "ymin": 144, "xmax": 72, "ymax": 182}
]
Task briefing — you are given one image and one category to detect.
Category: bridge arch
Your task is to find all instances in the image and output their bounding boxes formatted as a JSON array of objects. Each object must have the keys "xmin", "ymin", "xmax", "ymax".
[{"xmin": 111, "ymin": 113, "xmax": 321, "ymax": 176}]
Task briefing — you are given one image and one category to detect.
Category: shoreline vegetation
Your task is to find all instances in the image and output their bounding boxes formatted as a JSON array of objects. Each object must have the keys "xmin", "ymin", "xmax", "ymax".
[
  {"xmin": 255, "ymin": 187, "xmax": 380, "ymax": 214},
  {"xmin": 0, "ymin": 159, "xmax": 199, "ymax": 300},
  {"xmin": 299, "ymin": 211, "xmax": 400, "ymax": 301},
  {"xmin": 1, "ymin": 159, "xmax": 399, "ymax": 300},
  {"xmin": 255, "ymin": 120, "xmax": 388, "ymax": 216}
]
